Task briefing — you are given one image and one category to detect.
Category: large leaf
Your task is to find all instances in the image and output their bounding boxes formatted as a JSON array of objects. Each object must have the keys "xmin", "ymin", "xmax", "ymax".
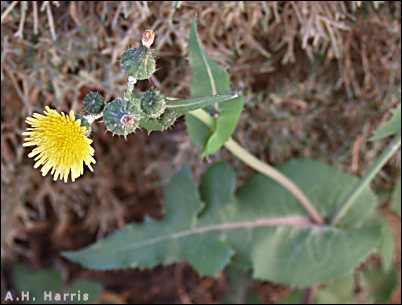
[
  {"xmin": 369, "ymin": 102, "xmax": 401, "ymax": 141},
  {"xmin": 63, "ymin": 159, "xmax": 380, "ymax": 287},
  {"xmin": 186, "ymin": 16, "xmax": 243, "ymax": 156}
]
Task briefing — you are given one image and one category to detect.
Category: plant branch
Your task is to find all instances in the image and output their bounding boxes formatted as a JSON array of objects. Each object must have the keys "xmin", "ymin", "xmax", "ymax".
[
  {"xmin": 189, "ymin": 109, "xmax": 325, "ymax": 225},
  {"xmin": 332, "ymin": 132, "xmax": 401, "ymax": 225}
]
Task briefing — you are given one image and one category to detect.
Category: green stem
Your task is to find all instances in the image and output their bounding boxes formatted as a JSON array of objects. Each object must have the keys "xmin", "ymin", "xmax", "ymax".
[
  {"xmin": 332, "ymin": 132, "xmax": 401, "ymax": 225},
  {"xmin": 124, "ymin": 76, "xmax": 137, "ymax": 101},
  {"xmin": 189, "ymin": 109, "xmax": 325, "ymax": 225}
]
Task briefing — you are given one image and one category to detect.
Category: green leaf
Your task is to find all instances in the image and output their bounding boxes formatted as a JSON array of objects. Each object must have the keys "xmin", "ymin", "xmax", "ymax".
[
  {"xmin": 137, "ymin": 93, "xmax": 238, "ymax": 132},
  {"xmin": 314, "ymin": 274, "xmax": 354, "ymax": 304},
  {"xmin": 185, "ymin": 113, "xmax": 211, "ymax": 147},
  {"xmin": 64, "ymin": 280, "xmax": 103, "ymax": 304},
  {"xmin": 369, "ymin": 103, "xmax": 401, "ymax": 141},
  {"xmin": 12, "ymin": 263, "xmax": 64, "ymax": 303},
  {"xmin": 277, "ymin": 275, "xmax": 355, "ymax": 304},
  {"xmin": 12, "ymin": 263, "xmax": 103, "ymax": 304},
  {"xmin": 221, "ymin": 266, "xmax": 261, "ymax": 304},
  {"xmin": 186, "ymin": 16, "xmax": 243, "ymax": 156},
  {"xmin": 221, "ymin": 264, "xmax": 262, "ymax": 304},
  {"xmin": 63, "ymin": 160, "xmax": 380, "ymax": 287},
  {"xmin": 167, "ymin": 93, "xmax": 239, "ymax": 116},
  {"xmin": 391, "ymin": 173, "xmax": 401, "ymax": 211},
  {"xmin": 187, "ymin": 240, "xmax": 234, "ymax": 276},
  {"xmin": 380, "ymin": 217, "xmax": 395, "ymax": 271},
  {"xmin": 278, "ymin": 266, "xmax": 398, "ymax": 304},
  {"xmin": 357, "ymin": 265, "xmax": 398, "ymax": 303}
]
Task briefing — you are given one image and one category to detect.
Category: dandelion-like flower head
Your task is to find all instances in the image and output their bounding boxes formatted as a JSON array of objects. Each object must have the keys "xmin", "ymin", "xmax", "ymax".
[{"xmin": 23, "ymin": 106, "xmax": 96, "ymax": 182}]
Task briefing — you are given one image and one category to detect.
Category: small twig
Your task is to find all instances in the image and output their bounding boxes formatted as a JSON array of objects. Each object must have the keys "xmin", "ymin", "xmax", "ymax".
[
  {"xmin": 351, "ymin": 134, "xmax": 363, "ymax": 173},
  {"xmin": 14, "ymin": 1, "xmax": 27, "ymax": 38},
  {"xmin": 69, "ymin": 2, "xmax": 81, "ymax": 27},
  {"xmin": 33, "ymin": 1, "xmax": 38, "ymax": 34},
  {"xmin": 1, "ymin": 1, "xmax": 19, "ymax": 23},
  {"xmin": 45, "ymin": 2, "xmax": 57, "ymax": 40},
  {"xmin": 111, "ymin": 1, "xmax": 122, "ymax": 29},
  {"xmin": 3, "ymin": 62, "xmax": 25, "ymax": 103}
]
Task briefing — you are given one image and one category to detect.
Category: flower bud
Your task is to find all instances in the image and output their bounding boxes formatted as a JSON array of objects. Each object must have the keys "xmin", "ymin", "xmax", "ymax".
[
  {"xmin": 121, "ymin": 45, "xmax": 156, "ymax": 80},
  {"xmin": 140, "ymin": 89, "xmax": 166, "ymax": 119},
  {"xmin": 83, "ymin": 92, "xmax": 106, "ymax": 115},
  {"xmin": 142, "ymin": 30, "xmax": 155, "ymax": 48},
  {"xmin": 103, "ymin": 98, "xmax": 141, "ymax": 136},
  {"xmin": 157, "ymin": 108, "xmax": 177, "ymax": 129}
]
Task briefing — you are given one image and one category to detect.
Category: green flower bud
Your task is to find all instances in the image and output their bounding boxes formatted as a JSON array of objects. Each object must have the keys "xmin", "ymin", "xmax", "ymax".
[
  {"xmin": 83, "ymin": 92, "xmax": 106, "ymax": 115},
  {"xmin": 140, "ymin": 89, "xmax": 166, "ymax": 119},
  {"xmin": 121, "ymin": 45, "xmax": 156, "ymax": 80},
  {"xmin": 157, "ymin": 108, "xmax": 177, "ymax": 129},
  {"xmin": 103, "ymin": 98, "xmax": 141, "ymax": 136}
]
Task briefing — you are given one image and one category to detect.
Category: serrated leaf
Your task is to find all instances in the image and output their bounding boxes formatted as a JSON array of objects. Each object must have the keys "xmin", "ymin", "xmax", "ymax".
[
  {"xmin": 186, "ymin": 16, "xmax": 243, "ymax": 156},
  {"xmin": 369, "ymin": 103, "xmax": 401, "ymax": 141},
  {"xmin": 187, "ymin": 240, "xmax": 234, "ymax": 276},
  {"xmin": 63, "ymin": 160, "xmax": 380, "ymax": 287}
]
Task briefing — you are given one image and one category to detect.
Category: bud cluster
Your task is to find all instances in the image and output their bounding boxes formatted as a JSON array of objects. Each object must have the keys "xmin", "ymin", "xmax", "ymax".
[{"xmin": 80, "ymin": 30, "xmax": 179, "ymax": 137}]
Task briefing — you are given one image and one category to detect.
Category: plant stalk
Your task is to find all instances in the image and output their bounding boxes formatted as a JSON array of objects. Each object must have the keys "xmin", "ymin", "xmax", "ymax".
[
  {"xmin": 124, "ymin": 76, "xmax": 137, "ymax": 101},
  {"xmin": 189, "ymin": 109, "xmax": 325, "ymax": 225},
  {"xmin": 332, "ymin": 132, "xmax": 401, "ymax": 225}
]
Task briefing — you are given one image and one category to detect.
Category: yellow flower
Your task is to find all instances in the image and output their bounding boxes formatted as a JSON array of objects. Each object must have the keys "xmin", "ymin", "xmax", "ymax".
[{"xmin": 23, "ymin": 106, "xmax": 96, "ymax": 182}]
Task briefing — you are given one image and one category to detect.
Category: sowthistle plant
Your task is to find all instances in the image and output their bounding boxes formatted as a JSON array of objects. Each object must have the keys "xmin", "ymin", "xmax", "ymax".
[
  {"xmin": 22, "ymin": 16, "xmax": 400, "ymax": 302},
  {"xmin": 23, "ymin": 29, "xmax": 238, "ymax": 182}
]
